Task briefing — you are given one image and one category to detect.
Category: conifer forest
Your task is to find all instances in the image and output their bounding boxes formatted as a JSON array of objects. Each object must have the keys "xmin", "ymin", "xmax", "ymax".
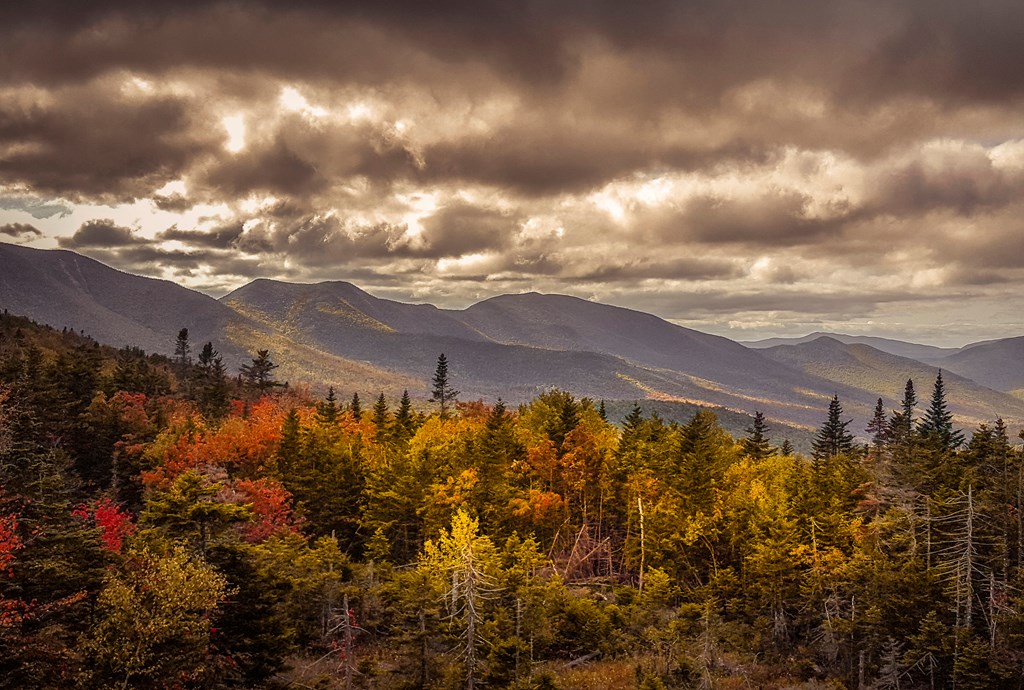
[{"xmin": 4, "ymin": 311, "xmax": 1024, "ymax": 690}]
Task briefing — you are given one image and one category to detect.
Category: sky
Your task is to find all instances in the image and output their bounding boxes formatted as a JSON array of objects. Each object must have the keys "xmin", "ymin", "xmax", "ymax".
[{"xmin": 1, "ymin": 1, "xmax": 1023, "ymax": 347}]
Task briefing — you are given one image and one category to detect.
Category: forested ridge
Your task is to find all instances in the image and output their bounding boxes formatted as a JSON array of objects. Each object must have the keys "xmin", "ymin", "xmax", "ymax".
[{"xmin": 2, "ymin": 310, "xmax": 1024, "ymax": 690}]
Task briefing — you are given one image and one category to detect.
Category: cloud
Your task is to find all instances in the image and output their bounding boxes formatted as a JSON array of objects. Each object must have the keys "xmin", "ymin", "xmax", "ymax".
[
  {"xmin": 0, "ymin": 81, "xmax": 215, "ymax": 202},
  {"xmin": 416, "ymin": 202, "xmax": 519, "ymax": 258},
  {"xmin": 0, "ymin": 195, "xmax": 74, "ymax": 219},
  {"xmin": 2, "ymin": 0, "xmax": 1024, "ymax": 344},
  {"xmin": 158, "ymin": 223, "xmax": 245, "ymax": 249},
  {"xmin": 0, "ymin": 222, "xmax": 41, "ymax": 238},
  {"xmin": 58, "ymin": 219, "xmax": 145, "ymax": 248}
]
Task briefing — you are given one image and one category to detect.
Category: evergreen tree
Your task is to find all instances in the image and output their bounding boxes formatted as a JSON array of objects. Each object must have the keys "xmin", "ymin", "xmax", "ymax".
[
  {"xmin": 317, "ymin": 386, "xmax": 339, "ymax": 425},
  {"xmin": 173, "ymin": 327, "xmax": 192, "ymax": 395},
  {"xmin": 917, "ymin": 371, "xmax": 964, "ymax": 452},
  {"xmin": 196, "ymin": 342, "xmax": 230, "ymax": 419},
  {"xmin": 811, "ymin": 395, "xmax": 855, "ymax": 460},
  {"xmin": 240, "ymin": 350, "xmax": 281, "ymax": 396},
  {"xmin": 350, "ymin": 392, "xmax": 362, "ymax": 422},
  {"xmin": 430, "ymin": 353, "xmax": 460, "ymax": 419},
  {"xmin": 779, "ymin": 438, "xmax": 794, "ymax": 455},
  {"xmin": 866, "ymin": 397, "xmax": 888, "ymax": 457},
  {"xmin": 889, "ymin": 378, "xmax": 917, "ymax": 459},
  {"xmin": 393, "ymin": 390, "xmax": 416, "ymax": 444},
  {"xmin": 372, "ymin": 393, "xmax": 390, "ymax": 443},
  {"xmin": 277, "ymin": 408, "xmax": 302, "ymax": 477},
  {"xmin": 741, "ymin": 410, "xmax": 775, "ymax": 460}
]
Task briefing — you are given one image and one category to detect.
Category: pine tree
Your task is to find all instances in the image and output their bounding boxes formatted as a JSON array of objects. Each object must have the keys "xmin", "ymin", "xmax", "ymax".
[
  {"xmin": 393, "ymin": 390, "xmax": 416, "ymax": 443},
  {"xmin": 918, "ymin": 371, "xmax": 964, "ymax": 452},
  {"xmin": 350, "ymin": 392, "xmax": 362, "ymax": 422},
  {"xmin": 240, "ymin": 350, "xmax": 281, "ymax": 396},
  {"xmin": 430, "ymin": 353, "xmax": 460, "ymax": 420},
  {"xmin": 779, "ymin": 439, "xmax": 794, "ymax": 456},
  {"xmin": 866, "ymin": 397, "xmax": 888, "ymax": 458},
  {"xmin": 196, "ymin": 342, "xmax": 230, "ymax": 419},
  {"xmin": 173, "ymin": 327, "xmax": 192, "ymax": 395},
  {"xmin": 317, "ymin": 386, "xmax": 339, "ymax": 425},
  {"xmin": 889, "ymin": 379, "xmax": 917, "ymax": 459},
  {"xmin": 741, "ymin": 410, "xmax": 775, "ymax": 460},
  {"xmin": 811, "ymin": 395, "xmax": 855, "ymax": 460},
  {"xmin": 372, "ymin": 393, "xmax": 390, "ymax": 443}
]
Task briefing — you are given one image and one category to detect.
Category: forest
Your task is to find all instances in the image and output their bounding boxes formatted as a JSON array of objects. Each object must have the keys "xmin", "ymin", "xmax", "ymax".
[{"xmin": 2, "ymin": 310, "xmax": 1024, "ymax": 690}]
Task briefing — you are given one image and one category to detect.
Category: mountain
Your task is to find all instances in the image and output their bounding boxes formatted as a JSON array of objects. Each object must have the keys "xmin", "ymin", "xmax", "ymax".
[
  {"xmin": 759, "ymin": 336, "xmax": 1024, "ymax": 428},
  {"xmin": 0, "ymin": 242, "xmax": 249, "ymax": 361},
  {"xmin": 0, "ymin": 244, "xmax": 415, "ymax": 391},
  {"xmin": 936, "ymin": 336, "xmax": 1024, "ymax": 394},
  {"xmin": 745, "ymin": 331, "xmax": 958, "ymax": 362},
  {"xmin": 221, "ymin": 281, "xmax": 901, "ymax": 427},
  {"xmin": 5, "ymin": 243, "xmax": 1022, "ymax": 432}
]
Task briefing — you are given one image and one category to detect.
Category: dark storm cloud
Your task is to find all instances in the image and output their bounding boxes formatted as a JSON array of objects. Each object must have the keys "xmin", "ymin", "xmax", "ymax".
[
  {"xmin": 193, "ymin": 116, "xmax": 420, "ymax": 202},
  {"xmin": 159, "ymin": 223, "xmax": 245, "ymax": 249},
  {"xmin": 617, "ymin": 288, "xmax": 938, "ymax": 322},
  {"xmin": 153, "ymin": 194, "xmax": 194, "ymax": 212},
  {"xmin": 578, "ymin": 257, "xmax": 742, "ymax": 282},
  {"xmin": 867, "ymin": 157, "xmax": 1024, "ymax": 218},
  {"xmin": 0, "ymin": 222, "xmax": 41, "ymax": 238},
  {"xmin": 58, "ymin": 219, "xmax": 145, "ymax": 248},
  {"xmin": 648, "ymin": 191, "xmax": 855, "ymax": 247},
  {"xmin": 0, "ymin": 83, "xmax": 215, "ymax": 202},
  {"xmin": 417, "ymin": 203, "xmax": 518, "ymax": 258},
  {"xmin": 845, "ymin": 0, "xmax": 1024, "ymax": 105},
  {"xmin": 238, "ymin": 213, "xmax": 411, "ymax": 266},
  {"xmin": 197, "ymin": 139, "xmax": 326, "ymax": 199}
]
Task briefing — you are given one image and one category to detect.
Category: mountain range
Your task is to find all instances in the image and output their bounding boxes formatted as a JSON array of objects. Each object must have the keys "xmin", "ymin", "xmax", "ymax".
[{"xmin": 3, "ymin": 241, "xmax": 1023, "ymax": 436}]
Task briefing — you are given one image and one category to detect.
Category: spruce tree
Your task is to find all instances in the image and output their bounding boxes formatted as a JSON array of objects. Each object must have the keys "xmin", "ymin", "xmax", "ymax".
[
  {"xmin": 917, "ymin": 371, "xmax": 964, "ymax": 452},
  {"xmin": 372, "ymin": 393, "xmax": 390, "ymax": 443},
  {"xmin": 393, "ymin": 390, "xmax": 416, "ymax": 443},
  {"xmin": 866, "ymin": 397, "xmax": 888, "ymax": 457},
  {"xmin": 350, "ymin": 392, "xmax": 362, "ymax": 422},
  {"xmin": 811, "ymin": 395, "xmax": 855, "ymax": 460},
  {"xmin": 741, "ymin": 410, "xmax": 775, "ymax": 460},
  {"xmin": 173, "ymin": 327, "xmax": 192, "ymax": 394},
  {"xmin": 430, "ymin": 353, "xmax": 460, "ymax": 419},
  {"xmin": 317, "ymin": 386, "xmax": 339, "ymax": 425},
  {"xmin": 196, "ymin": 342, "xmax": 230, "ymax": 419},
  {"xmin": 240, "ymin": 350, "xmax": 281, "ymax": 396},
  {"xmin": 888, "ymin": 378, "xmax": 917, "ymax": 458}
]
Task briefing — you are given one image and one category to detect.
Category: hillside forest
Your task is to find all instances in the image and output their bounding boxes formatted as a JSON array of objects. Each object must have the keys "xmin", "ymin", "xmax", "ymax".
[{"xmin": 3, "ymin": 310, "xmax": 1024, "ymax": 690}]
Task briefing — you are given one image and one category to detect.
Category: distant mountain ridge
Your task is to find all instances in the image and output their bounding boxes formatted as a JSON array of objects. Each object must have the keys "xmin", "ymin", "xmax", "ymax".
[
  {"xmin": 759, "ymin": 336, "xmax": 1024, "ymax": 427},
  {"xmin": 3, "ymin": 242, "xmax": 1023, "ymax": 432},
  {"xmin": 745, "ymin": 331, "xmax": 958, "ymax": 361}
]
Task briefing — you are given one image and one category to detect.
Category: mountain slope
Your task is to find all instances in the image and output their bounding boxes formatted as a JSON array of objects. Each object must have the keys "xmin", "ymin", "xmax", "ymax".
[
  {"xmin": 6, "ymin": 244, "xmax": 1021, "ymax": 431},
  {"xmin": 745, "ymin": 331, "xmax": 958, "ymax": 362},
  {"xmin": 0, "ymin": 243, "xmax": 415, "ymax": 389},
  {"xmin": 936, "ymin": 336, "xmax": 1024, "ymax": 393},
  {"xmin": 760, "ymin": 337, "xmax": 1024, "ymax": 427},
  {"xmin": 222, "ymin": 282, "xmax": 900, "ymax": 427},
  {"xmin": 0, "ymin": 242, "xmax": 251, "ymax": 363}
]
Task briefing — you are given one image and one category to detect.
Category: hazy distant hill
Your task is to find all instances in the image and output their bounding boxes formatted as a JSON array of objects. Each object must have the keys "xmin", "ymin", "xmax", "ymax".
[
  {"xmin": 760, "ymin": 336, "xmax": 1024, "ymax": 428},
  {"xmin": 745, "ymin": 331, "xmax": 958, "ymax": 362},
  {"xmin": 936, "ymin": 336, "xmax": 1024, "ymax": 394}
]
